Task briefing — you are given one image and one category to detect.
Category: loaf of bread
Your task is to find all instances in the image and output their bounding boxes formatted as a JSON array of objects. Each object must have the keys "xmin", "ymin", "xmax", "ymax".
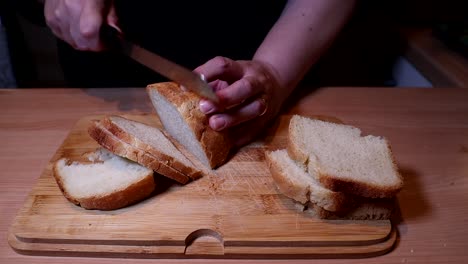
[
  {"xmin": 53, "ymin": 148, "xmax": 155, "ymax": 210},
  {"xmin": 146, "ymin": 82, "xmax": 232, "ymax": 169},
  {"xmin": 88, "ymin": 118, "xmax": 193, "ymax": 184},
  {"xmin": 288, "ymin": 115, "xmax": 403, "ymax": 198}
]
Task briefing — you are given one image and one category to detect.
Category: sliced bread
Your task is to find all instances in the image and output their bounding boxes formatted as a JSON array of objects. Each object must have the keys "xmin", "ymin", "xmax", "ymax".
[
  {"xmin": 288, "ymin": 115, "xmax": 403, "ymax": 198},
  {"xmin": 146, "ymin": 82, "xmax": 232, "ymax": 169},
  {"xmin": 53, "ymin": 148, "xmax": 155, "ymax": 210},
  {"xmin": 265, "ymin": 149, "xmax": 353, "ymax": 212},
  {"xmin": 302, "ymin": 199, "xmax": 395, "ymax": 220},
  {"xmin": 88, "ymin": 120, "xmax": 191, "ymax": 184},
  {"xmin": 101, "ymin": 115, "xmax": 201, "ymax": 180}
]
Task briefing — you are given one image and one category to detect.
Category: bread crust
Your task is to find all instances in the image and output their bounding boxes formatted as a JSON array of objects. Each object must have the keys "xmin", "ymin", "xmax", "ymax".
[
  {"xmin": 306, "ymin": 198, "xmax": 395, "ymax": 220},
  {"xmin": 287, "ymin": 115, "xmax": 404, "ymax": 198},
  {"xmin": 286, "ymin": 133, "xmax": 309, "ymax": 165},
  {"xmin": 53, "ymin": 155, "xmax": 156, "ymax": 210},
  {"xmin": 265, "ymin": 151, "xmax": 310, "ymax": 204},
  {"xmin": 317, "ymin": 172, "xmax": 402, "ymax": 199},
  {"xmin": 316, "ymin": 139, "xmax": 403, "ymax": 198},
  {"xmin": 265, "ymin": 150, "xmax": 355, "ymax": 213},
  {"xmin": 88, "ymin": 121, "xmax": 191, "ymax": 184},
  {"xmin": 101, "ymin": 116, "xmax": 202, "ymax": 180},
  {"xmin": 147, "ymin": 82, "xmax": 232, "ymax": 168}
]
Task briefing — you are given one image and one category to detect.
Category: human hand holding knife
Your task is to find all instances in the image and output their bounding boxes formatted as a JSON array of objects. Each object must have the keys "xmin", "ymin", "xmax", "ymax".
[{"xmin": 44, "ymin": 0, "xmax": 276, "ymax": 148}]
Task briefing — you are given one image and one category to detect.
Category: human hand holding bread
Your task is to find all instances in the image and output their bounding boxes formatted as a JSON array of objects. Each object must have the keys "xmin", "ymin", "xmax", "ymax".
[
  {"xmin": 44, "ymin": 0, "xmax": 287, "ymax": 148},
  {"xmin": 194, "ymin": 56, "xmax": 287, "ymax": 148},
  {"xmin": 42, "ymin": 0, "xmax": 344, "ymax": 148}
]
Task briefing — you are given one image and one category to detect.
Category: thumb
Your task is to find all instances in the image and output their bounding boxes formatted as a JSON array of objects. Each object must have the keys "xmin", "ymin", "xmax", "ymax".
[{"xmin": 106, "ymin": 5, "xmax": 121, "ymax": 33}]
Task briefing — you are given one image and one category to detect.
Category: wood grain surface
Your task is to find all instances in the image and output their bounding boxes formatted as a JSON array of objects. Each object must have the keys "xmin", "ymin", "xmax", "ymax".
[
  {"xmin": 7, "ymin": 114, "xmax": 395, "ymax": 258},
  {"xmin": 1, "ymin": 87, "xmax": 468, "ymax": 263}
]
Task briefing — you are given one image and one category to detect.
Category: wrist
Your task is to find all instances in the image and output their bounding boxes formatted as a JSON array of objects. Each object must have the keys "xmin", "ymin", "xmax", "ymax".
[
  {"xmin": 252, "ymin": 58, "xmax": 295, "ymax": 100},
  {"xmin": 251, "ymin": 59, "xmax": 293, "ymax": 118}
]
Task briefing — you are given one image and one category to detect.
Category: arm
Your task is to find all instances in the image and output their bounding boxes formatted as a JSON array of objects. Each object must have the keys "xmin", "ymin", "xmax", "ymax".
[
  {"xmin": 254, "ymin": 0, "xmax": 356, "ymax": 99},
  {"xmin": 195, "ymin": 0, "xmax": 356, "ymax": 147}
]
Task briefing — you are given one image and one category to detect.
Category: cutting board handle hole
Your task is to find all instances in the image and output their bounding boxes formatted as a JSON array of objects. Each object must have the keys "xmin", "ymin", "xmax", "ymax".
[{"xmin": 184, "ymin": 229, "xmax": 224, "ymax": 255}]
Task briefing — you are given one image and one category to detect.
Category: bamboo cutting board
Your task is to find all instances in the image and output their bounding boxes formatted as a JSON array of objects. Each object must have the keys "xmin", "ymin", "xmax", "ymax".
[{"xmin": 8, "ymin": 114, "xmax": 396, "ymax": 259}]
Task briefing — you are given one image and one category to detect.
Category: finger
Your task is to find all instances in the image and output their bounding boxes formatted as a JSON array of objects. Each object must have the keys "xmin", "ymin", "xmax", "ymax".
[
  {"xmin": 57, "ymin": 9, "xmax": 77, "ymax": 48},
  {"xmin": 106, "ymin": 4, "xmax": 121, "ymax": 31},
  {"xmin": 67, "ymin": 1, "xmax": 89, "ymax": 50},
  {"xmin": 199, "ymin": 80, "xmax": 229, "ymax": 114},
  {"xmin": 199, "ymin": 100, "xmax": 217, "ymax": 114},
  {"xmin": 208, "ymin": 98, "xmax": 268, "ymax": 131},
  {"xmin": 45, "ymin": 6, "xmax": 62, "ymax": 38},
  {"xmin": 194, "ymin": 56, "xmax": 244, "ymax": 83},
  {"xmin": 44, "ymin": 0, "xmax": 63, "ymax": 36},
  {"xmin": 77, "ymin": 1, "xmax": 105, "ymax": 50},
  {"xmin": 45, "ymin": 1, "xmax": 75, "ymax": 47},
  {"xmin": 209, "ymin": 79, "xmax": 229, "ymax": 92},
  {"xmin": 215, "ymin": 76, "xmax": 264, "ymax": 108}
]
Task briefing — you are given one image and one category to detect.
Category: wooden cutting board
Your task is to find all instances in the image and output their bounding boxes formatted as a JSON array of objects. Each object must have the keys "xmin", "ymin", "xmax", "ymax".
[{"xmin": 8, "ymin": 114, "xmax": 396, "ymax": 259}]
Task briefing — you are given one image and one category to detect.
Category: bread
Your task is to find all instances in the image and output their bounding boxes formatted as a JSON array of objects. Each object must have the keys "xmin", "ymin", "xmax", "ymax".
[
  {"xmin": 88, "ymin": 119, "xmax": 191, "ymax": 184},
  {"xmin": 101, "ymin": 115, "xmax": 201, "ymax": 180},
  {"xmin": 53, "ymin": 148, "xmax": 155, "ymax": 210},
  {"xmin": 146, "ymin": 82, "xmax": 232, "ymax": 169},
  {"xmin": 265, "ymin": 149, "xmax": 353, "ymax": 212},
  {"xmin": 288, "ymin": 115, "xmax": 403, "ymax": 198},
  {"xmin": 266, "ymin": 149, "xmax": 395, "ymax": 219},
  {"xmin": 266, "ymin": 115, "xmax": 403, "ymax": 219},
  {"xmin": 300, "ymin": 199, "xmax": 395, "ymax": 220}
]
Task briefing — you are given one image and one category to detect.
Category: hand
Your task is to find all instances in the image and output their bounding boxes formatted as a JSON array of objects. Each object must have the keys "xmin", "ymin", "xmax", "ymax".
[
  {"xmin": 194, "ymin": 56, "xmax": 286, "ymax": 148},
  {"xmin": 44, "ymin": 0, "xmax": 119, "ymax": 51}
]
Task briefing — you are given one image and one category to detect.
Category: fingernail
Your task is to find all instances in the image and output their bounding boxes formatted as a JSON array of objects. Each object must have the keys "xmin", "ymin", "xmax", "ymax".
[
  {"xmin": 199, "ymin": 100, "xmax": 215, "ymax": 114},
  {"xmin": 210, "ymin": 116, "xmax": 226, "ymax": 131},
  {"xmin": 200, "ymin": 73, "xmax": 206, "ymax": 81}
]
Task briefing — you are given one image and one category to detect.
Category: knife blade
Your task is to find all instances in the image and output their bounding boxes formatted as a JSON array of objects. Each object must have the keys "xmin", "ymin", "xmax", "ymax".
[{"xmin": 101, "ymin": 25, "xmax": 218, "ymax": 102}]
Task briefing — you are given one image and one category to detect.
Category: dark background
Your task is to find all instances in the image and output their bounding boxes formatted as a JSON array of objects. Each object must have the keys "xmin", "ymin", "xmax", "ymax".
[{"xmin": 1, "ymin": 0, "xmax": 467, "ymax": 88}]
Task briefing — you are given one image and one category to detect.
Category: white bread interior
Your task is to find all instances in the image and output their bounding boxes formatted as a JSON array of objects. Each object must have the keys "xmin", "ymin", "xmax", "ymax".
[
  {"xmin": 288, "ymin": 115, "xmax": 403, "ymax": 198},
  {"xmin": 101, "ymin": 115, "xmax": 201, "ymax": 180},
  {"xmin": 88, "ymin": 120, "xmax": 191, "ymax": 184},
  {"xmin": 265, "ymin": 149, "xmax": 352, "ymax": 212},
  {"xmin": 146, "ymin": 82, "xmax": 231, "ymax": 169},
  {"xmin": 53, "ymin": 148, "xmax": 155, "ymax": 210}
]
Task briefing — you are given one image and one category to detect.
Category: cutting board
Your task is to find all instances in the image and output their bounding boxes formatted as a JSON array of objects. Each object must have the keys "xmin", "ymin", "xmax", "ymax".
[{"xmin": 8, "ymin": 114, "xmax": 397, "ymax": 259}]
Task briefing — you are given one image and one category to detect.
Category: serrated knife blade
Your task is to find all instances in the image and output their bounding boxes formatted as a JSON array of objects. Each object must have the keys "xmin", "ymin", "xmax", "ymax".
[{"xmin": 102, "ymin": 25, "xmax": 218, "ymax": 102}]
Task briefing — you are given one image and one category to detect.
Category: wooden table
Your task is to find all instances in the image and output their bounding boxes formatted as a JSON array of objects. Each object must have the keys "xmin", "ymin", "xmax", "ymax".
[{"xmin": 1, "ymin": 87, "xmax": 467, "ymax": 263}]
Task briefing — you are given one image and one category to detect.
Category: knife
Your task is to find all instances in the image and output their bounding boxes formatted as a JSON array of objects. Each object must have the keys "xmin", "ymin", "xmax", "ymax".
[{"xmin": 101, "ymin": 25, "xmax": 218, "ymax": 102}]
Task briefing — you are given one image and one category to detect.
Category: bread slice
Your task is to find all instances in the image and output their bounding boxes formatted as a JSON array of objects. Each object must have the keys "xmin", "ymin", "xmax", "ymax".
[
  {"xmin": 146, "ymin": 82, "xmax": 232, "ymax": 169},
  {"xmin": 101, "ymin": 115, "xmax": 201, "ymax": 180},
  {"xmin": 288, "ymin": 115, "xmax": 403, "ymax": 198},
  {"xmin": 53, "ymin": 148, "xmax": 155, "ymax": 210},
  {"xmin": 298, "ymin": 199, "xmax": 395, "ymax": 220},
  {"xmin": 265, "ymin": 149, "xmax": 354, "ymax": 212},
  {"xmin": 88, "ymin": 120, "xmax": 191, "ymax": 184}
]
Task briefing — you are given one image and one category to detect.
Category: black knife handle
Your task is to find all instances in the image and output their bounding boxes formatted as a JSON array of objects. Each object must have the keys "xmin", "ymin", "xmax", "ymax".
[{"xmin": 100, "ymin": 24, "xmax": 123, "ymax": 51}]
